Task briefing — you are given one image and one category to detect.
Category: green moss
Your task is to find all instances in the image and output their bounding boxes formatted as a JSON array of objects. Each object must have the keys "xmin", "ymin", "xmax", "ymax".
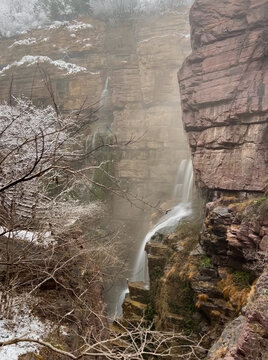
[
  {"xmin": 148, "ymin": 266, "xmax": 164, "ymax": 305},
  {"xmin": 256, "ymin": 196, "xmax": 268, "ymax": 214},
  {"xmin": 168, "ymin": 281, "xmax": 195, "ymax": 317},
  {"xmin": 150, "ymin": 266, "xmax": 164, "ymax": 282},
  {"xmin": 233, "ymin": 270, "xmax": 255, "ymax": 289},
  {"xmin": 182, "ymin": 282, "xmax": 195, "ymax": 315},
  {"xmin": 145, "ymin": 304, "xmax": 155, "ymax": 322},
  {"xmin": 243, "ymin": 195, "xmax": 268, "ymax": 219},
  {"xmin": 183, "ymin": 319, "xmax": 194, "ymax": 336},
  {"xmin": 199, "ymin": 255, "xmax": 211, "ymax": 268}
]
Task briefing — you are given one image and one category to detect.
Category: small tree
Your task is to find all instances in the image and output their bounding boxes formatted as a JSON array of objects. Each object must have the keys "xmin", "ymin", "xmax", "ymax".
[
  {"xmin": 0, "ymin": 87, "xmax": 205, "ymax": 359},
  {"xmin": 38, "ymin": 0, "xmax": 91, "ymax": 21},
  {"xmin": 0, "ymin": 0, "xmax": 46, "ymax": 37}
]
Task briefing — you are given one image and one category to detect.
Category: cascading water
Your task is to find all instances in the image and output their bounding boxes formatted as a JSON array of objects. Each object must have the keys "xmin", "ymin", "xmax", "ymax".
[
  {"xmin": 173, "ymin": 159, "xmax": 194, "ymax": 202},
  {"xmin": 115, "ymin": 158, "xmax": 194, "ymax": 315},
  {"xmin": 100, "ymin": 76, "xmax": 110, "ymax": 107},
  {"xmin": 85, "ymin": 77, "xmax": 111, "ymax": 154},
  {"xmin": 132, "ymin": 158, "xmax": 194, "ymax": 283},
  {"xmin": 132, "ymin": 202, "xmax": 192, "ymax": 282}
]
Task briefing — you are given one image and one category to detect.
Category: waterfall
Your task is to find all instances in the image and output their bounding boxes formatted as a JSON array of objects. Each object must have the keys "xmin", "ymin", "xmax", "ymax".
[
  {"xmin": 115, "ymin": 158, "xmax": 194, "ymax": 314},
  {"xmin": 85, "ymin": 77, "xmax": 110, "ymax": 154},
  {"xmin": 100, "ymin": 76, "xmax": 110, "ymax": 106},
  {"xmin": 132, "ymin": 158, "xmax": 194, "ymax": 283},
  {"xmin": 173, "ymin": 159, "xmax": 193, "ymax": 202},
  {"xmin": 132, "ymin": 202, "xmax": 192, "ymax": 282}
]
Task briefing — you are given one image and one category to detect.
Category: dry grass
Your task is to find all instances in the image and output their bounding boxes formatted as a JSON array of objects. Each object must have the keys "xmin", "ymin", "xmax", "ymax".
[
  {"xmin": 228, "ymin": 199, "xmax": 252, "ymax": 213},
  {"xmin": 210, "ymin": 310, "xmax": 221, "ymax": 318},
  {"xmin": 211, "ymin": 345, "xmax": 228, "ymax": 359},
  {"xmin": 218, "ymin": 273, "xmax": 253, "ymax": 312},
  {"xmin": 197, "ymin": 294, "xmax": 209, "ymax": 302}
]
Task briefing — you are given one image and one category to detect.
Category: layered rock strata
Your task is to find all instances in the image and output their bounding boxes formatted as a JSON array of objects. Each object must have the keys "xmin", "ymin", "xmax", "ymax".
[
  {"xmin": 178, "ymin": 0, "xmax": 268, "ymax": 192},
  {"xmin": 0, "ymin": 13, "xmax": 191, "ymax": 213},
  {"xmin": 176, "ymin": 0, "xmax": 268, "ymax": 358},
  {"xmin": 0, "ymin": 12, "xmax": 192, "ymax": 315}
]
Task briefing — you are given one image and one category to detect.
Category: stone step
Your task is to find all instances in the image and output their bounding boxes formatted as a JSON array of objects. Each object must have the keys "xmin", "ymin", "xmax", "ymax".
[
  {"xmin": 128, "ymin": 281, "xmax": 150, "ymax": 304},
  {"xmin": 145, "ymin": 241, "xmax": 169, "ymax": 257},
  {"xmin": 122, "ymin": 297, "xmax": 147, "ymax": 320},
  {"xmin": 109, "ymin": 324, "xmax": 129, "ymax": 349},
  {"xmin": 164, "ymin": 312, "xmax": 185, "ymax": 331},
  {"xmin": 148, "ymin": 254, "xmax": 167, "ymax": 272}
]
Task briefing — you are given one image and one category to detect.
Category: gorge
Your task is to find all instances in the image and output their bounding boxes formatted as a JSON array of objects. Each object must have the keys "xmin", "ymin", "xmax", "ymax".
[{"xmin": 0, "ymin": 0, "xmax": 267, "ymax": 359}]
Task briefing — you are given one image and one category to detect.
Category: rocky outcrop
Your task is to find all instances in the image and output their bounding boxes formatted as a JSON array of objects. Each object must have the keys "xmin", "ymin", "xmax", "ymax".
[
  {"xmin": 201, "ymin": 196, "xmax": 268, "ymax": 273},
  {"xmin": 178, "ymin": 0, "xmax": 268, "ymax": 192},
  {"xmin": 177, "ymin": 0, "xmax": 268, "ymax": 358},
  {"xmin": 207, "ymin": 270, "xmax": 268, "ymax": 360},
  {"xmin": 138, "ymin": 195, "xmax": 267, "ymax": 357}
]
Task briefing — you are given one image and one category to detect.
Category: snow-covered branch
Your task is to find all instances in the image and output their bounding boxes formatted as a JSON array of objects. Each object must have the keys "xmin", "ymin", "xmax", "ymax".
[
  {"xmin": 0, "ymin": 320, "xmax": 205, "ymax": 359},
  {"xmin": 0, "ymin": 0, "xmax": 193, "ymax": 37}
]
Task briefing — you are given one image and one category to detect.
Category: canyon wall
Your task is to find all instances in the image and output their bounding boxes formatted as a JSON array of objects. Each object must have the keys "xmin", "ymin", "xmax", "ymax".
[
  {"xmin": 0, "ymin": 12, "xmax": 191, "ymax": 211},
  {"xmin": 175, "ymin": 0, "xmax": 268, "ymax": 358},
  {"xmin": 125, "ymin": 2, "xmax": 268, "ymax": 358},
  {"xmin": 0, "ymin": 11, "xmax": 191, "ymax": 315},
  {"xmin": 179, "ymin": 0, "xmax": 268, "ymax": 192}
]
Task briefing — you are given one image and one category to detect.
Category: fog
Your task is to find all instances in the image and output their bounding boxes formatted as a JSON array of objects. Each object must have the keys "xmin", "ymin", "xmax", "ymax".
[{"xmin": 0, "ymin": 0, "xmax": 193, "ymax": 37}]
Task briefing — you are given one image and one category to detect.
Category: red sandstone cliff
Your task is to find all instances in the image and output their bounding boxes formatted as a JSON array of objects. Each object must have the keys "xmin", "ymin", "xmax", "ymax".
[
  {"xmin": 178, "ymin": 1, "xmax": 268, "ymax": 358},
  {"xmin": 179, "ymin": 0, "xmax": 268, "ymax": 192}
]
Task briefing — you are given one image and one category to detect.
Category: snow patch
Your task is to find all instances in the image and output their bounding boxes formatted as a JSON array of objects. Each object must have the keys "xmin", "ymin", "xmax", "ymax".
[
  {"xmin": 67, "ymin": 22, "xmax": 93, "ymax": 32},
  {"xmin": 8, "ymin": 37, "xmax": 36, "ymax": 48},
  {"xmin": 48, "ymin": 21, "xmax": 69, "ymax": 30},
  {"xmin": 0, "ymin": 55, "xmax": 88, "ymax": 76},
  {"xmin": 139, "ymin": 32, "xmax": 190, "ymax": 43},
  {"xmin": 0, "ymin": 297, "xmax": 53, "ymax": 360},
  {"xmin": 0, "ymin": 227, "xmax": 56, "ymax": 247},
  {"xmin": 46, "ymin": 21, "xmax": 93, "ymax": 33}
]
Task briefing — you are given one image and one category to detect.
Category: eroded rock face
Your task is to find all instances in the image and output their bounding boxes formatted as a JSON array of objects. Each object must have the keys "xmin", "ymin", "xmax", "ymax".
[
  {"xmin": 201, "ymin": 197, "xmax": 268, "ymax": 273},
  {"xmin": 207, "ymin": 270, "xmax": 268, "ymax": 360},
  {"xmin": 178, "ymin": 0, "xmax": 268, "ymax": 192}
]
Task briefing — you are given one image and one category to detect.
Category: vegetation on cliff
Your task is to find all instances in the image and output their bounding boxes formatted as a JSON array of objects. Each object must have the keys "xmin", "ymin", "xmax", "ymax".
[{"xmin": 0, "ymin": 0, "xmax": 192, "ymax": 37}]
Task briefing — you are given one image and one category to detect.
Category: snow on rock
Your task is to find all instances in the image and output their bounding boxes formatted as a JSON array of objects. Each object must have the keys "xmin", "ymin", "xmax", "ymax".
[
  {"xmin": 8, "ymin": 37, "xmax": 37, "ymax": 48},
  {"xmin": 0, "ymin": 55, "xmax": 88, "ymax": 76},
  {"xmin": 0, "ymin": 297, "xmax": 54, "ymax": 360},
  {"xmin": 139, "ymin": 32, "xmax": 191, "ymax": 44},
  {"xmin": 48, "ymin": 21, "xmax": 69, "ymax": 30},
  {"xmin": 0, "ymin": 227, "xmax": 56, "ymax": 247},
  {"xmin": 41, "ymin": 37, "xmax": 50, "ymax": 42},
  {"xmin": 67, "ymin": 22, "xmax": 93, "ymax": 32},
  {"xmin": 46, "ymin": 21, "xmax": 93, "ymax": 33}
]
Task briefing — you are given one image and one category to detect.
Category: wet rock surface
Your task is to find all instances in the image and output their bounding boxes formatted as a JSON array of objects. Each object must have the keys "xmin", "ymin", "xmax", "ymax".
[
  {"xmin": 143, "ymin": 196, "xmax": 268, "ymax": 357},
  {"xmin": 178, "ymin": 3, "xmax": 268, "ymax": 354},
  {"xmin": 178, "ymin": 0, "xmax": 268, "ymax": 192}
]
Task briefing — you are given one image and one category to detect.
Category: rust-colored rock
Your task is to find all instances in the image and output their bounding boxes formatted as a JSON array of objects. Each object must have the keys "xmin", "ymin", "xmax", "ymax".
[
  {"xmin": 178, "ymin": 0, "xmax": 268, "ymax": 192},
  {"xmin": 207, "ymin": 270, "xmax": 268, "ymax": 360},
  {"xmin": 200, "ymin": 196, "xmax": 268, "ymax": 273}
]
